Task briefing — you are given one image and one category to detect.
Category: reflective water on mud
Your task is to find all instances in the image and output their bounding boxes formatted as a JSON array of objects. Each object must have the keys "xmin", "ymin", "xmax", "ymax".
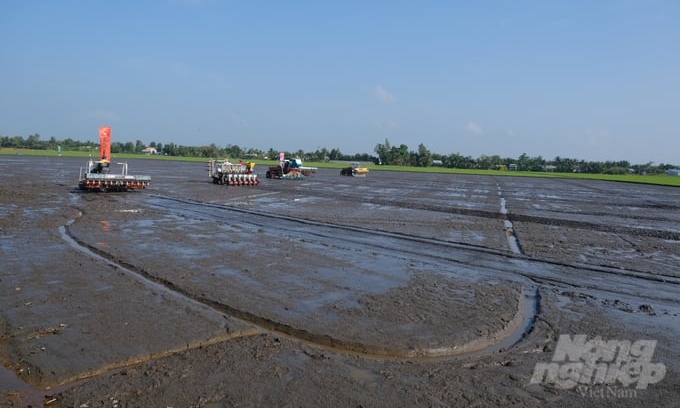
[{"xmin": 3, "ymin": 156, "xmax": 680, "ymax": 406}]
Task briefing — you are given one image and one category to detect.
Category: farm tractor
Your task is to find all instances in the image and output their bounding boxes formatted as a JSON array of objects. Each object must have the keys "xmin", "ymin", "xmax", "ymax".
[
  {"xmin": 266, "ymin": 155, "xmax": 317, "ymax": 180},
  {"xmin": 340, "ymin": 162, "xmax": 369, "ymax": 177},
  {"xmin": 208, "ymin": 159, "xmax": 259, "ymax": 186},
  {"xmin": 78, "ymin": 126, "xmax": 151, "ymax": 192}
]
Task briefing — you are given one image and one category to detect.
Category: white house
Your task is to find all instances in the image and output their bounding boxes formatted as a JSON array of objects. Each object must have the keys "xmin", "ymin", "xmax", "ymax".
[
  {"xmin": 142, "ymin": 147, "xmax": 157, "ymax": 155},
  {"xmin": 667, "ymin": 169, "xmax": 680, "ymax": 176}
]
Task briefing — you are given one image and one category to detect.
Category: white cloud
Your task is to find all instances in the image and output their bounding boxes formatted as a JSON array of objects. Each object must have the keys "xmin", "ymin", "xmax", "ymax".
[
  {"xmin": 371, "ymin": 85, "xmax": 396, "ymax": 103},
  {"xmin": 467, "ymin": 121, "xmax": 483, "ymax": 134}
]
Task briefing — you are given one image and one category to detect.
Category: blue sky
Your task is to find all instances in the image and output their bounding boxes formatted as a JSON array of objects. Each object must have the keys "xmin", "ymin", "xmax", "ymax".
[{"xmin": 2, "ymin": 0, "xmax": 679, "ymax": 164}]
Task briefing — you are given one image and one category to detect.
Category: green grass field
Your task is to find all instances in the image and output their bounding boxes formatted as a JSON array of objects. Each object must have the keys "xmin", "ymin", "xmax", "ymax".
[{"xmin": 3, "ymin": 148, "xmax": 679, "ymax": 187}]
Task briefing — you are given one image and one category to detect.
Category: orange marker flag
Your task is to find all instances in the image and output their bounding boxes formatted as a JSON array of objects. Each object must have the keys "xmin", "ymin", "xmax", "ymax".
[{"xmin": 99, "ymin": 126, "xmax": 111, "ymax": 162}]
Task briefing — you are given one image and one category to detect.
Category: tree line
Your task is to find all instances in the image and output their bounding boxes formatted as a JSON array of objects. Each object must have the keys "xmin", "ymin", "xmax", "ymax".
[{"xmin": 1, "ymin": 133, "xmax": 677, "ymax": 175}]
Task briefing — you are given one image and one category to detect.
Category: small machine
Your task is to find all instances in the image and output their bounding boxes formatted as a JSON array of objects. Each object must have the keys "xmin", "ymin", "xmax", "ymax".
[
  {"xmin": 78, "ymin": 127, "xmax": 151, "ymax": 192},
  {"xmin": 340, "ymin": 162, "xmax": 369, "ymax": 177},
  {"xmin": 208, "ymin": 159, "xmax": 259, "ymax": 186},
  {"xmin": 265, "ymin": 153, "xmax": 317, "ymax": 180}
]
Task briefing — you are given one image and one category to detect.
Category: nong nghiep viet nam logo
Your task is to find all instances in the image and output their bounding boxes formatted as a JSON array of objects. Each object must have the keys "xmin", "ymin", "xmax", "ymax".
[{"xmin": 529, "ymin": 334, "xmax": 666, "ymax": 390}]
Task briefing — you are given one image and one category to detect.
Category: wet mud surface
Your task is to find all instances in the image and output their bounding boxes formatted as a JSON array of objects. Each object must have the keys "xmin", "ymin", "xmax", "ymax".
[{"xmin": 1, "ymin": 156, "xmax": 680, "ymax": 407}]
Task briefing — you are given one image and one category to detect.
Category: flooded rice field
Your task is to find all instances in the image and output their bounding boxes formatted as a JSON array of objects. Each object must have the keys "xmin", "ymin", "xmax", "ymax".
[{"xmin": 1, "ymin": 155, "xmax": 679, "ymax": 407}]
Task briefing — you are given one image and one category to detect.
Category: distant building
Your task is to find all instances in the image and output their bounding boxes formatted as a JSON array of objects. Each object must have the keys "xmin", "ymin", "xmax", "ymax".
[
  {"xmin": 432, "ymin": 160, "xmax": 443, "ymax": 166},
  {"xmin": 142, "ymin": 147, "xmax": 157, "ymax": 155},
  {"xmin": 509, "ymin": 164, "xmax": 518, "ymax": 171},
  {"xmin": 668, "ymin": 169, "xmax": 680, "ymax": 176}
]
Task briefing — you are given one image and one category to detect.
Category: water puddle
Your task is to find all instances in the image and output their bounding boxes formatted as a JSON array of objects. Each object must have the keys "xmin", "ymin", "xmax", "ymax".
[
  {"xmin": 0, "ymin": 362, "xmax": 81, "ymax": 407},
  {"xmin": 498, "ymin": 187, "xmax": 522, "ymax": 255},
  {"xmin": 483, "ymin": 284, "xmax": 539, "ymax": 353}
]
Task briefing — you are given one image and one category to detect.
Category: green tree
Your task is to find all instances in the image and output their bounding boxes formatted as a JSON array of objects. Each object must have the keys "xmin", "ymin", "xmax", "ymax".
[
  {"xmin": 328, "ymin": 148, "xmax": 343, "ymax": 160},
  {"xmin": 26, "ymin": 134, "xmax": 40, "ymax": 149},
  {"xmin": 225, "ymin": 144, "xmax": 243, "ymax": 159},
  {"xmin": 415, "ymin": 143, "xmax": 432, "ymax": 167},
  {"xmin": 265, "ymin": 148, "xmax": 277, "ymax": 160},
  {"xmin": 374, "ymin": 138, "xmax": 392, "ymax": 164},
  {"xmin": 390, "ymin": 144, "xmax": 410, "ymax": 166},
  {"xmin": 443, "ymin": 152, "xmax": 472, "ymax": 169}
]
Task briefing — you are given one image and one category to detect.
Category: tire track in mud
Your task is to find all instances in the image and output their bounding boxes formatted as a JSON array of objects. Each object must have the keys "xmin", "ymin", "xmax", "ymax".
[
  {"xmin": 545, "ymin": 177, "xmax": 680, "ymax": 210},
  {"xmin": 0, "ymin": 215, "xmax": 263, "ymax": 406},
  {"xmin": 491, "ymin": 176, "xmax": 680, "ymax": 292},
  {"xmin": 153, "ymin": 195, "xmax": 680, "ymax": 289},
  {"xmin": 498, "ymin": 176, "xmax": 680, "ymax": 226},
  {"xmin": 505, "ymin": 213, "xmax": 680, "ymax": 240},
  {"xmin": 143, "ymin": 194, "xmax": 680, "ymax": 357},
  {"xmin": 48, "ymin": 189, "xmax": 680, "ymax": 406},
  {"xmin": 151, "ymin": 194, "xmax": 680, "ymax": 330},
  {"xmin": 62, "ymin": 201, "xmax": 540, "ymax": 361},
  {"xmin": 266, "ymin": 183, "xmax": 680, "ymax": 241},
  {"xmin": 62, "ymin": 192, "xmax": 680, "ymax": 362}
]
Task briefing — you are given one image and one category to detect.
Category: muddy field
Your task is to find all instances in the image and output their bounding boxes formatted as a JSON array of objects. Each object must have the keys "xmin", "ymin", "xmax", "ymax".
[{"xmin": 1, "ymin": 155, "xmax": 679, "ymax": 407}]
